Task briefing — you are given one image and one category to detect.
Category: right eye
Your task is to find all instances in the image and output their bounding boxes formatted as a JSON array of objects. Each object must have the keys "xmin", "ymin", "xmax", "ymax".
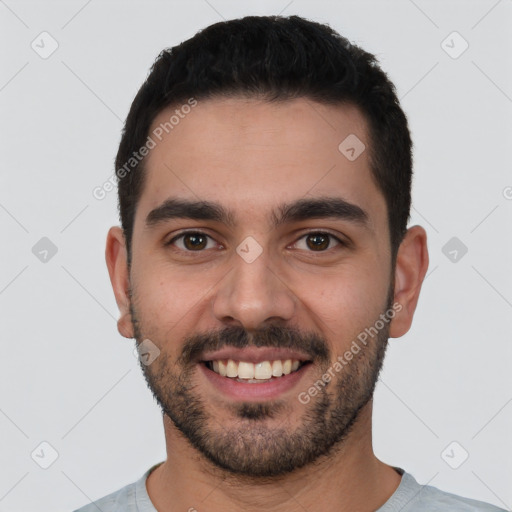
[{"xmin": 166, "ymin": 231, "xmax": 219, "ymax": 252}]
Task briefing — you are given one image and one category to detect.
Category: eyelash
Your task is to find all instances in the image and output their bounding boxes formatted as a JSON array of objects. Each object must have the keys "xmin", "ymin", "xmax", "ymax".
[{"xmin": 166, "ymin": 230, "xmax": 346, "ymax": 253}]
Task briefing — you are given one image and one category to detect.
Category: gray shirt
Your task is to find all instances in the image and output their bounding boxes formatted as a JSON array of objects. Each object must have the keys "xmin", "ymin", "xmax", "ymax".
[{"xmin": 73, "ymin": 464, "xmax": 507, "ymax": 511}]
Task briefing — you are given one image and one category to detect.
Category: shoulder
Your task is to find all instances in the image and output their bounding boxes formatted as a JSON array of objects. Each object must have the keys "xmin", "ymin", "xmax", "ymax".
[
  {"xmin": 383, "ymin": 471, "xmax": 508, "ymax": 512},
  {"xmin": 72, "ymin": 481, "xmax": 137, "ymax": 512},
  {"xmin": 417, "ymin": 482, "xmax": 507, "ymax": 512},
  {"xmin": 72, "ymin": 463, "xmax": 161, "ymax": 512}
]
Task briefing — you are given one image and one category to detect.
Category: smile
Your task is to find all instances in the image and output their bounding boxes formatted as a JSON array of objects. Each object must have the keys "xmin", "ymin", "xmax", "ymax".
[
  {"xmin": 205, "ymin": 359, "xmax": 307, "ymax": 382},
  {"xmin": 198, "ymin": 347, "xmax": 313, "ymax": 399}
]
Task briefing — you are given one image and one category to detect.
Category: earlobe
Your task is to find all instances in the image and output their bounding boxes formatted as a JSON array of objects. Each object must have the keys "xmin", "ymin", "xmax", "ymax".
[
  {"xmin": 105, "ymin": 226, "xmax": 134, "ymax": 339},
  {"xmin": 389, "ymin": 225, "xmax": 429, "ymax": 339}
]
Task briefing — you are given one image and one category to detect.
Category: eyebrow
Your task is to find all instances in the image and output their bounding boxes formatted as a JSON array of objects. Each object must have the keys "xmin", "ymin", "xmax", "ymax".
[{"xmin": 145, "ymin": 196, "xmax": 370, "ymax": 230}]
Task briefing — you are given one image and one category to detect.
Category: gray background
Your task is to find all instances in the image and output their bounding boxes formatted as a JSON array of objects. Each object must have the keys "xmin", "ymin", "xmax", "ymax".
[{"xmin": 1, "ymin": 0, "xmax": 511, "ymax": 510}]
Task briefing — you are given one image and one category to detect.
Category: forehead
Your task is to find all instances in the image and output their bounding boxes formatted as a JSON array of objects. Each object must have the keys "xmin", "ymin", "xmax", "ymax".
[{"xmin": 135, "ymin": 97, "xmax": 387, "ymax": 232}]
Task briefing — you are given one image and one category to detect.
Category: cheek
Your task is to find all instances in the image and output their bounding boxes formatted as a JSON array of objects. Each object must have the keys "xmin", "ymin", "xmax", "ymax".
[
  {"xmin": 131, "ymin": 263, "xmax": 220, "ymax": 336},
  {"xmin": 292, "ymin": 265, "xmax": 389, "ymax": 339},
  {"xmin": 136, "ymin": 274, "xmax": 197, "ymax": 320}
]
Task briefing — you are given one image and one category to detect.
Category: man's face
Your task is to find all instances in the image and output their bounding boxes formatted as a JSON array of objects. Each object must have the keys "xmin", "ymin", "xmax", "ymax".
[{"xmin": 127, "ymin": 97, "xmax": 395, "ymax": 476}]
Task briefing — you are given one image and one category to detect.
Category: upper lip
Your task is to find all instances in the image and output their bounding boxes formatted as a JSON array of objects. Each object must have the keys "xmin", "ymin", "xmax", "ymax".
[{"xmin": 199, "ymin": 347, "xmax": 312, "ymax": 364}]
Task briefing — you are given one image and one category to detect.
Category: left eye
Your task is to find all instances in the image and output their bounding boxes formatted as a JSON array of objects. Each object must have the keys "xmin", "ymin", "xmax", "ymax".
[
  {"xmin": 168, "ymin": 232, "xmax": 217, "ymax": 251},
  {"xmin": 293, "ymin": 232, "xmax": 342, "ymax": 251}
]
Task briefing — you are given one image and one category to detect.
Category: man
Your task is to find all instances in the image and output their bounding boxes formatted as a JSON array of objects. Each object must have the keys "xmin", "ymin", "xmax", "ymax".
[{"xmin": 75, "ymin": 15, "xmax": 505, "ymax": 512}]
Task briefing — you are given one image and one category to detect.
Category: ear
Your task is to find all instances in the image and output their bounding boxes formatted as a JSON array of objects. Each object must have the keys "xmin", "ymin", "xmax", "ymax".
[
  {"xmin": 389, "ymin": 225, "xmax": 429, "ymax": 338},
  {"xmin": 105, "ymin": 226, "xmax": 134, "ymax": 339}
]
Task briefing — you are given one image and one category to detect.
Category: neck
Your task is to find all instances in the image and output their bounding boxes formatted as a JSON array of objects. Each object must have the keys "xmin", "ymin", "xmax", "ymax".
[{"xmin": 146, "ymin": 401, "xmax": 402, "ymax": 512}]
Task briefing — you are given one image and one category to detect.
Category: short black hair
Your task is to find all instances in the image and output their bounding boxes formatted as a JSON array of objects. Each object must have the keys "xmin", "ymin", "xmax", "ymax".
[{"xmin": 115, "ymin": 15, "xmax": 412, "ymax": 264}]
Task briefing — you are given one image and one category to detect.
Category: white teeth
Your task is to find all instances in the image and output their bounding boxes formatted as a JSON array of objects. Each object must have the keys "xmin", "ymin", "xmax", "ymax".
[
  {"xmin": 209, "ymin": 358, "xmax": 303, "ymax": 380},
  {"xmin": 218, "ymin": 360, "xmax": 227, "ymax": 377},
  {"xmin": 238, "ymin": 361, "xmax": 255, "ymax": 379},
  {"xmin": 272, "ymin": 360, "xmax": 283, "ymax": 377},
  {"xmin": 226, "ymin": 359, "xmax": 238, "ymax": 378},
  {"xmin": 254, "ymin": 361, "xmax": 272, "ymax": 380}
]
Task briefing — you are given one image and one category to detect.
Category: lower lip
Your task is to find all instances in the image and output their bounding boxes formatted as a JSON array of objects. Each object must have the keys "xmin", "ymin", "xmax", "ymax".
[{"xmin": 199, "ymin": 363, "xmax": 311, "ymax": 401}]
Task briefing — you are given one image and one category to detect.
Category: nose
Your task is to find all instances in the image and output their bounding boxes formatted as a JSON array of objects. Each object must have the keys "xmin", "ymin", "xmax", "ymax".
[{"xmin": 212, "ymin": 251, "xmax": 296, "ymax": 330}]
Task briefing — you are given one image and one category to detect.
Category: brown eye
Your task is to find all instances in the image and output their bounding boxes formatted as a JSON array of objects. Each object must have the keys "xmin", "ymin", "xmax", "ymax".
[
  {"xmin": 293, "ymin": 232, "xmax": 342, "ymax": 252},
  {"xmin": 168, "ymin": 232, "xmax": 215, "ymax": 251},
  {"xmin": 183, "ymin": 233, "xmax": 207, "ymax": 250},
  {"xmin": 306, "ymin": 233, "xmax": 330, "ymax": 251}
]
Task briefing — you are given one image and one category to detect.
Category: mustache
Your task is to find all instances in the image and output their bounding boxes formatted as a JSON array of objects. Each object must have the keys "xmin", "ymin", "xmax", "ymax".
[{"xmin": 179, "ymin": 324, "xmax": 330, "ymax": 366}]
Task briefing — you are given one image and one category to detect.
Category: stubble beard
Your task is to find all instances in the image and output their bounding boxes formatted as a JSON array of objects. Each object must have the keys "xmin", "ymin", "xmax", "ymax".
[{"xmin": 130, "ymin": 291, "xmax": 393, "ymax": 478}]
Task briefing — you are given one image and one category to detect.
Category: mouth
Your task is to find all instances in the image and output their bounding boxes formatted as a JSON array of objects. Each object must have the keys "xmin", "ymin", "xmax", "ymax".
[
  {"xmin": 203, "ymin": 358, "xmax": 310, "ymax": 383},
  {"xmin": 198, "ymin": 347, "xmax": 313, "ymax": 400}
]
